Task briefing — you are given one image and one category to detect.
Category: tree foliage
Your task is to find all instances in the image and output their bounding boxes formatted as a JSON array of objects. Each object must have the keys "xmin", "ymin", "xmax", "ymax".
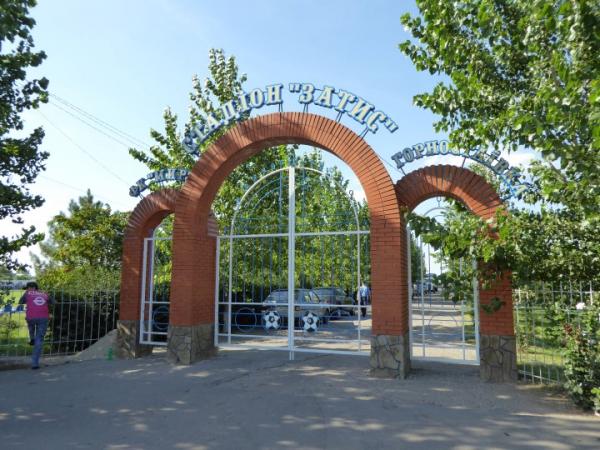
[
  {"xmin": 401, "ymin": 1, "xmax": 600, "ymax": 292},
  {"xmin": 562, "ymin": 302, "xmax": 600, "ymax": 410},
  {"xmin": 34, "ymin": 190, "xmax": 127, "ymax": 289},
  {"xmin": 409, "ymin": 193, "xmax": 600, "ymax": 291},
  {"xmin": 128, "ymin": 48, "xmax": 291, "ymax": 229},
  {"xmin": 130, "ymin": 49, "xmax": 369, "ymax": 297},
  {"xmin": 400, "ymin": 0, "xmax": 599, "ymax": 216},
  {"xmin": 0, "ymin": 0, "xmax": 49, "ymax": 270}
]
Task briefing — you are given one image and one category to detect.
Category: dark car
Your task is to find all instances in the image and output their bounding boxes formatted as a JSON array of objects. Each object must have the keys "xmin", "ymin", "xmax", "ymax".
[{"xmin": 313, "ymin": 287, "xmax": 356, "ymax": 318}]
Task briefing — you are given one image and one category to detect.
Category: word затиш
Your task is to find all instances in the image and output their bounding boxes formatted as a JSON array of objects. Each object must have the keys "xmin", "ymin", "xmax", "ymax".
[{"xmin": 182, "ymin": 83, "xmax": 398, "ymax": 155}]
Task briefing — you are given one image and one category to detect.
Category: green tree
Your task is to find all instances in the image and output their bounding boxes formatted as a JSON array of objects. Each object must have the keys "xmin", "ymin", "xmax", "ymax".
[
  {"xmin": 0, "ymin": 266, "xmax": 27, "ymax": 279},
  {"xmin": 401, "ymin": 1, "xmax": 600, "ymax": 286},
  {"xmin": 410, "ymin": 235, "xmax": 426, "ymax": 281},
  {"xmin": 128, "ymin": 48, "xmax": 291, "ymax": 229},
  {"xmin": 34, "ymin": 190, "xmax": 127, "ymax": 289},
  {"xmin": 400, "ymin": 0, "xmax": 599, "ymax": 216},
  {"xmin": 0, "ymin": 0, "xmax": 49, "ymax": 270},
  {"xmin": 131, "ymin": 49, "xmax": 370, "ymax": 298}
]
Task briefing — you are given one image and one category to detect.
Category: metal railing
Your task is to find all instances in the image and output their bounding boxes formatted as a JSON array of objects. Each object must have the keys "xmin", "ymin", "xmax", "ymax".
[
  {"xmin": 514, "ymin": 282, "xmax": 598, "ymax": 384},
  {"xmin": 0, "ymin": 289, "xmax": 119, "ymax": 359}
]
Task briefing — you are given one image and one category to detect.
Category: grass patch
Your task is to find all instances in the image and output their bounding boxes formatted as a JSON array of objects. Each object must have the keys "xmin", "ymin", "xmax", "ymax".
[
  {"xmin": 0, "ymin": 312, "xmax": 31, "ymax": 355},
  {"xmin": 0, "ymin": 289, "xmax": 24, "ymax": 306},
  {"xmin": 517, "ymin": 343, "xmax": 565, "ymax": 383},
  {"xmin": 0, "ymin": 309, "xmax": 52, "ymax": 356}
]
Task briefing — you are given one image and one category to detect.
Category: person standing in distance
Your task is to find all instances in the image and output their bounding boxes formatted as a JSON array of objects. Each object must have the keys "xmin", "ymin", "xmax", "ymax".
[
  {"xmin": 19, "ymin": 282, "xmax": 53, "ymax": 370},
  {"xmin": 358, "ymin": 282, "xmax": 371, "ymax": 318}
]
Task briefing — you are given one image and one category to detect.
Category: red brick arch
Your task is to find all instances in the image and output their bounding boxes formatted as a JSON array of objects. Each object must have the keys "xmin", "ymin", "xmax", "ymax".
[
  {"xmin": 169, "ymin": 112, "xmax": 407, "ymax": 338},
  {"xmin": 395, "ymin": 165, "xmax": 514, "ymax": 340},
  {"xmin": 395, "ymin": 165, "xmax": 503, "ymax": 220},
  {"xmin": 119, "ymin": 189, "xmax": 179, "ymax": 322}
]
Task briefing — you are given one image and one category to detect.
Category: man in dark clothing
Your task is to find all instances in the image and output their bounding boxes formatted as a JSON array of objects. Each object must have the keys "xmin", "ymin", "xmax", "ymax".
[{"xmin": 19, "ymin": 282, "xmax": 53, "ymax": 369}]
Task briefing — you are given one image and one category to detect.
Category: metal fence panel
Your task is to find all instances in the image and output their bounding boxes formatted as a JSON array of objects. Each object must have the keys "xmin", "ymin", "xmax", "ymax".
[
  {"xmin": 514, "ymin": 282, "xmax": 598, "ymax": 384},
  {"xmin": 0, "ymin": 289, "xmax": 119, "ymax": 359}
]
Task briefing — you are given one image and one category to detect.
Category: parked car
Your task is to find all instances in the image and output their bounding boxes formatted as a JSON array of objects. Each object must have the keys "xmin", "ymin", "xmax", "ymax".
[
  {"xmin": 413, "ymin": 281, "xmax": 438, "ymax": 295},
  {"xmin": 313, "ymin": 287, "xmax": 356, "ymax": 318},
  {"xmin": 262, "ymin": 289, "xmax": 331, "ymax": 325}
]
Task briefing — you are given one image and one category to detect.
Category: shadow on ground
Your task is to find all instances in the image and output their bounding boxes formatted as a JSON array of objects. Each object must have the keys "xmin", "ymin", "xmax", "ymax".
[{"xmin": 0, "ymin": 349, "xmax": 598, "ymax": 450}]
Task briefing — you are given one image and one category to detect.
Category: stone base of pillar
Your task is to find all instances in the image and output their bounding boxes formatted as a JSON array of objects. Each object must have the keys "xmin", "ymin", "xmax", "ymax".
[
  {"xmin": 114, "ymin": 320, "xmax": 153, "ymax": 359},
  {"xmin": 370, "ymin": 333, "xmax": 411, "ymax": 379},
  {"xmin": 480, "ymin": 334, "xmax": 518, "ymax": 382},
  {"xmin": 167, "ymin": 324, "xmax": 216, "ymax": 364}
]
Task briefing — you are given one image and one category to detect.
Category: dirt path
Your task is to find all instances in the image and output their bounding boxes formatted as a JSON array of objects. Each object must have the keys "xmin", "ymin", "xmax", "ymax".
[{"xmin": 0, "ymin": 349, "xmax": 597, "ymax": 450}]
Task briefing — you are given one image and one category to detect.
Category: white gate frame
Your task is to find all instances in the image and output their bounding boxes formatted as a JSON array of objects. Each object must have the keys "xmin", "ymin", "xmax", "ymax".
[
  {"xmin": 139, "ymin": 234, "xmax": 172, "ymax": 346},
  {"xmin": 407, "ymin": 204, "xmax": 480, "ymax": 365},
  {"xmin": 215, "ymin": 165, "xmax": 370, "ymax": 359}
]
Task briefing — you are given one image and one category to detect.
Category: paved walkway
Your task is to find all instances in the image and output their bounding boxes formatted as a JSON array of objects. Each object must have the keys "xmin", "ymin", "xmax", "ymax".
[{"xmin": 0, "ymin": 350, "xmax": 598, "ymax": 450}]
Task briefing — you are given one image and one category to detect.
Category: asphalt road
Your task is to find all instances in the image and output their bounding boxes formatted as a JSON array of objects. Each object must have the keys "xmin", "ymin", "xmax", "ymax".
[{"xmin": 0, "ymin": 349, "xmax": 598, "ymax": 450}]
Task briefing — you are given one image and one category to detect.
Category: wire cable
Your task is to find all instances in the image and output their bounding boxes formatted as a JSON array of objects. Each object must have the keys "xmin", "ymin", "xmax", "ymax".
[
  {"xmin": 49, "ymin": 100, "xmax": 134, "ymax": 149},
  {"xmin": 48, "ymin": 90, "xmax": 405, "ymax": 182},
  {"xmin": 36, "ymin": 110, "xmax": 131, "ymax": 187},
  {"xmin": 49, "ymin": 93, "xmax": 151, "ymax": 149},
  {"xmin": 38, "ymin": 175, "xmax": 131, "ymax": 210}
]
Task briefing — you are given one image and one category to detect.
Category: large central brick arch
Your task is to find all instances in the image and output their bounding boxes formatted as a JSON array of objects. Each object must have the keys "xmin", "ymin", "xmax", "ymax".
[
  {"xmin": 395, "ymin": 165, "xmax": 517, "ymax": 381},
  {"xmin": 165, "ymin": 112, "xmax": 409, "ymax": 374}
]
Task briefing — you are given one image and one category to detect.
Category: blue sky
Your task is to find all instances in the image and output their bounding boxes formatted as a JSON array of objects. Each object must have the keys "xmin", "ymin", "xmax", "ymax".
[{"xmin": 7, "ymin": 0, "xmax": 533, "ymax": 270}]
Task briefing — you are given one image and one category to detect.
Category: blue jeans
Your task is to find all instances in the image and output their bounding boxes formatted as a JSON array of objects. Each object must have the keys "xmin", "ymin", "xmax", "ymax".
[{"xmin": 27, "ymin": 318, "xmax": 48, "ymax": 368}]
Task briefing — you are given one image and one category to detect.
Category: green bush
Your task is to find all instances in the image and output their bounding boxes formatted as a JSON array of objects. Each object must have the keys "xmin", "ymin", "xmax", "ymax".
[
  {"xmin": 37, "ymin": 265, "xmax": 120, "ymax": 292},
  {"xmin": 35, "ymin": 265, "xmax": 120, "ymax": 353},
  {"xmin": 562, "ymin": 303, "xmax": 600, "ymax": 410},
  {"xmin": 592, "ymin": 388, "xmax": 600, "ymax": 415}
]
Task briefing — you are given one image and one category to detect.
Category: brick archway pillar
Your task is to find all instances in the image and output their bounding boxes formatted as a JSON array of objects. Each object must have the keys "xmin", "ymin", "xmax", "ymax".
[
  {"xmin": 115, "ymin": 189, "xmax": 179, "ymax": 359},
  {"xmin": 167, "ymin": 112, "xmax": 410, "ymax": 376},
  {"xmin": 396, "ymin": 165, "xmax": 517, "ymax": 381}
]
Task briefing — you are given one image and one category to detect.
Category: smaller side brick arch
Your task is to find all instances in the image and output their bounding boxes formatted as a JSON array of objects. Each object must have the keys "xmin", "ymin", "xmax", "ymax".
[
  {"xmin": 396, "ymin": 165, "xmax": 516, "ymax": 381},
  {"xmin": 120, "ymin": 189, "xmax": 179, "ymax": 322},
  {"xmin": 395, "ymin": 165, "xmax": 503, "ymax": 220}
]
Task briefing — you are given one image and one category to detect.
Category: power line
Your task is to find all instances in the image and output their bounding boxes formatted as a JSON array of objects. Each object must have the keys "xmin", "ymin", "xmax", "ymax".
[
  {"xmin": 379, "ymin": 154, "xmax": 405, "ymax": 178},
  {"xmin": 39, "ymin": 175, "xmax": 131, "ymax": 210},
  {"xmin": 49, "ymin": 100, "xmax": 134, "ymax": 149},
  {"xmin": 49, "ymin": 93, "xmax": 151, "ymax": 149},
  {"xmin": 47, "ymin": 90, "xmax": 405, "ymax": 179},
  {"xmin": 36, "ymin": 110, "xmax": 131, "ymax": 187},
  {"xmin": 45, "ymin": 90, "xmax": 408, "ymax": 189}
]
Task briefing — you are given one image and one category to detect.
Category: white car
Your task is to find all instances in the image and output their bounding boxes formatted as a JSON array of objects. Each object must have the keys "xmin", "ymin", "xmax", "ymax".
[{"xmin": 262, "ymin": 289, "xmax": 330, "ymax": 325}]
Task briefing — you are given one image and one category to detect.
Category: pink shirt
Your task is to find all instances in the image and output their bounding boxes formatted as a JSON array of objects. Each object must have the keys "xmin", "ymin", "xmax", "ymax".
[{"xmin": 23, "ymin": 290, "xmax": 50, "ymax": 320}]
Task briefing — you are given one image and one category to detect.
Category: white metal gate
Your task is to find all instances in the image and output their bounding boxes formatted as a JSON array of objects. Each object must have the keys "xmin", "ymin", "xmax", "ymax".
[
  {"xmin": 407, "ymin": 202, "xmax": 480, "ymax": 365},
  {"xmin": 215, "ymin": 164, "xmax": 371, "ymax": 358},
  {"xmin": 140, "ymin": 234, "xmax": 172, "ymax": 345}
]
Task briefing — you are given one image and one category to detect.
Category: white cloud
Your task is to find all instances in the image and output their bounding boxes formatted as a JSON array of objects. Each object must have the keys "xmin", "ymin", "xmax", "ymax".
[
  {"xmin": 352, "ymin": 188, "xmax": 366, "ymax": 203},
  {"xmin": 503, "ymin": 150, "xmax": 537, "ymax": 168}
]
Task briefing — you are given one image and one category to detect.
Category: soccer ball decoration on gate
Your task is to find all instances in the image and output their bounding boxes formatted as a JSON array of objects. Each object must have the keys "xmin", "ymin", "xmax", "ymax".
[
  {"xmin": 302, "ymin": 312, "xmax": 319, "ymax": 333},
  {"xmin": 262, "ymin": 311, "xmax": 281, "ymax": 330}
]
